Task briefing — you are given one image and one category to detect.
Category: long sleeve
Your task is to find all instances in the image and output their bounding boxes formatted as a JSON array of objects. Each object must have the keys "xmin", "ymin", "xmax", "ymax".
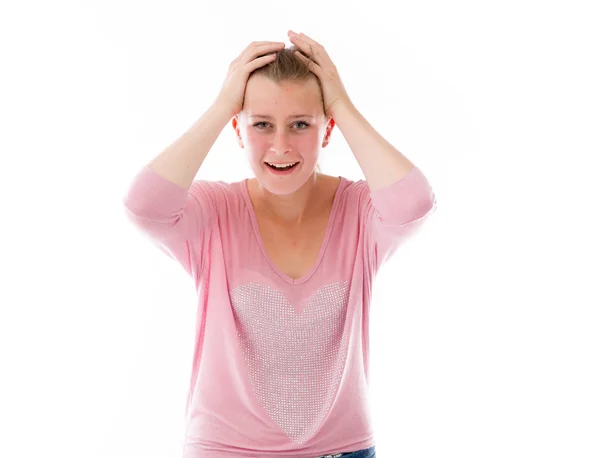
[
  {"xmin": 122, "ymin": 164, "xmax": 221, "ymax": 281},
  {"xmin": 361, "ymin": 166, "xmax": 437, "ymax": 271},
  {"xmin": 119, "ymin": 169, "xmax": 434, "ymax": 457}
]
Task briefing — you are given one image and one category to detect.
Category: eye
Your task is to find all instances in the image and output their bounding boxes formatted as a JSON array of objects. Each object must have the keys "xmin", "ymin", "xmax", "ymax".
[
  {"xmin": 252, "ymin": 121, "xmax": 311, "ymax": 130},
  {"xmin": 293, "ymin": 121, "xmax": 310, "ymax": 129}
]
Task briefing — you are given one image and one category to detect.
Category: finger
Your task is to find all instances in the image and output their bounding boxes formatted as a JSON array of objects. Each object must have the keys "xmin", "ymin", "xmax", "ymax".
[
  {"xmin": 242, "ymin": 42, "xmax": 285, "ymax": 62},
  {"xmin": 294, "ymin": 51, "xmax": 322, "ymax": 77},
  {"xmin": 249, "ymin": 42, "xmax": 285, "ymax": 53},
  {"xmin": 289, "ymin": 36, "xmax": 320, "ymax": 65},
  {"xmin": 248, "ymin": 41, "xmax": 286, "ymax": 48},
  {"xmin": 297, "ymin": 32, "xmax": 319, "ymax": 46},
  {"xmin": 289, "ymin": 35, "xmax": 326, "ymax": 67},
  {"xmin": 247, "ymin": 53, "xmax": 278, "ymax": 71},
  {"xmin": 242, "ymin": 41, "xmax": 284, "ymax": 57},
  {"xmin": 292, "ymin": 32, "xmax": 323, "ymax": 52}
]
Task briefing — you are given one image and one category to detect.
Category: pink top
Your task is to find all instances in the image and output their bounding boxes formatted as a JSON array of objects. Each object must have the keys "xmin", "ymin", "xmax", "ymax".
[{"xmin": 123, "ymin": 164, "xmax": 436, "ymax": 457}]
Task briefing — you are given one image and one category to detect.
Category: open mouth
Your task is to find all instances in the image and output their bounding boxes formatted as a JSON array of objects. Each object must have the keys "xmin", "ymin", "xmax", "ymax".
[{"xmin": 265, "ymin": 161, "xmax": 300, "ymax": 172}]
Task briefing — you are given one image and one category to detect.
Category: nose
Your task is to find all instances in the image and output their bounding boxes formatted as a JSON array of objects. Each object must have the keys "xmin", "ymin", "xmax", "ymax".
[{"xmin": 269, "ymin": 130, "xmax": 292, "ymax": 155}]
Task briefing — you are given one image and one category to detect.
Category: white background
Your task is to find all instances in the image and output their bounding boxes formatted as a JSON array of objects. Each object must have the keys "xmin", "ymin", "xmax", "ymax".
[{"xmin": 1, "ymin": 0, "xmax": 599, "ymax": 457}]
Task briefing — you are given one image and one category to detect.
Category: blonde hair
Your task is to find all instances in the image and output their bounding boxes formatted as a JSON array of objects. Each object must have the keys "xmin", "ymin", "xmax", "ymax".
[{"xmin": 249, "ymin": 44, "xmax": 325, "ymax": 173}]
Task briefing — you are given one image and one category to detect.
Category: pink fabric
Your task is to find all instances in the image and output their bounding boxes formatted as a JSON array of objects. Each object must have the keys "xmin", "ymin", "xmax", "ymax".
[{"xmin": 123, "ymin": 165, "xmax": 436, "ymax": 457}]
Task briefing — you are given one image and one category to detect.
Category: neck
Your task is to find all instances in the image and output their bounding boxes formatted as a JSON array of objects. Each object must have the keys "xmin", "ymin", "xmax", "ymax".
[{"xmin": 250, "ymin": 172, "xmax": 322, "ymax": 226}]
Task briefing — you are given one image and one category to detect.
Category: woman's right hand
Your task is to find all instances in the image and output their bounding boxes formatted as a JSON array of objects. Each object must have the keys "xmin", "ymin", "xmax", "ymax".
[{"xmin": 214, "ymin": 41, "xmax": 286, "ymax": 119}]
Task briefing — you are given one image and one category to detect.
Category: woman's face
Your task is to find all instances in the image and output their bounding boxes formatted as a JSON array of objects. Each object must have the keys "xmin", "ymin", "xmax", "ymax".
[{"xmin": 232, "ymin": 74, "xmax": 335, "ymax": 196}]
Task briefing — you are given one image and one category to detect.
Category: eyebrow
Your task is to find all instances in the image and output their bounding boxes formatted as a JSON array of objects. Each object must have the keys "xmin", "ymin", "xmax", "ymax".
[{"xmin": 249, "ymin": 114, "xmax": 315, "ymax": 119}]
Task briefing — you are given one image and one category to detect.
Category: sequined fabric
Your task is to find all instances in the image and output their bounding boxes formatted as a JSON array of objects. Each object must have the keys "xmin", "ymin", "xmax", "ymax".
[{"xmin": 230, "ymin": 281, "xmax": 351, "ymax": 443}]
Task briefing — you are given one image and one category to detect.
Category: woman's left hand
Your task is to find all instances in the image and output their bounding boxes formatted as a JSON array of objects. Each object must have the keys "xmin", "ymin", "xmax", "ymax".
[{"xmin": 287, "ymin": 30, "xmax": 353, "ymax": 118}]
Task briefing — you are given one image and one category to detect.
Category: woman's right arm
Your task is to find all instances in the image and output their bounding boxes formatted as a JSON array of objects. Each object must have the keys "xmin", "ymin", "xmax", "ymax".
[
  {"xmin": 122, "ymin": 41, "xmax": 285, "ymax": 277},
  {"xmin": 121, "ymin": 103, "xmax": 234, "ymax": 278},
  {"xmin": 147, "ymin": 102, "xmax": 233, "ymax": 191},
  {"xmin": 122, "ymin": 101, "xmax": 233, "ymax": 246},
  {"xmin": 147, "ymin": 40, "xmax": 285, "ymax": 190}
]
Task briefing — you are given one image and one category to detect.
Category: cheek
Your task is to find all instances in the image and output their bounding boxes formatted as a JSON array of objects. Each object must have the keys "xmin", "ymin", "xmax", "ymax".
[
  {"xmin": 296, "ymin": 133, "xmax": 321, "ymax": 151},
  {"xmin": 245, "ymin": 134, "xmax": 268, "ymax": 162},
  {"xmin": 245, "ymin": 131, "xmax": 268, "ymax": 148}
]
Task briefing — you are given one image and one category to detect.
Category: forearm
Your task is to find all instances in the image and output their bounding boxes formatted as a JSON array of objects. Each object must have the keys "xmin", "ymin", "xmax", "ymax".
[
  {"xmin": 332, "ymin": 102, "xmax": 416, "ymax": 193},
  {"xmin": 147, "ymin": 102, "xmax": 232, "ymax": 190}
]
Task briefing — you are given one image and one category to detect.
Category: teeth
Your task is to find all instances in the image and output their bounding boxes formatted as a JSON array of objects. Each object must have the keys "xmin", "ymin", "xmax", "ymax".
[{"xmin": 267, "ymin": 162, "xmax": 297, "ymax": 169}]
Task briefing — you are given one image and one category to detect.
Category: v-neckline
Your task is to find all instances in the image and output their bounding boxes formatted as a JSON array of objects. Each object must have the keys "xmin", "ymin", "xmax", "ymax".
[{"xmin": 239, "ymin": 176, "xmax": 346, "ymax": 285}]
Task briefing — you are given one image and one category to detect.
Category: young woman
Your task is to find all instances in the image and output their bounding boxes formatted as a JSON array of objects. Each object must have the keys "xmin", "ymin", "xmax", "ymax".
[{"xmin": 124, "ymin": 30, "xmax": 436, "ymax": 458}]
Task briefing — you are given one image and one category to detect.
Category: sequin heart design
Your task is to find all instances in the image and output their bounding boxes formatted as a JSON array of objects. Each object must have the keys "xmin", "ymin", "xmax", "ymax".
[{"xmin": 230, "ymin": 281, "xmax": 350, "ymax": 444}]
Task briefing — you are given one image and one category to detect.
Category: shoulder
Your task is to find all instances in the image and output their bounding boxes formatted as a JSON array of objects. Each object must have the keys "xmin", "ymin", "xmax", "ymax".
[
  {"xmin": 187, "ymin": 179, "xmax": 247, "ymax": 215},
  {"xmin": 330, "ymin": 174, "xmax": 370, "ymax": 203},
  {"xmin": 329, "ymin": 175, "xmax": 374, "ymax": 224},
  {"xmin": 189, "ymin": 178, "xmax": 242, "ymax": 196},
  {"xmin": 173, "ymin": 179, "xmax": 253, "ymax": 237}
]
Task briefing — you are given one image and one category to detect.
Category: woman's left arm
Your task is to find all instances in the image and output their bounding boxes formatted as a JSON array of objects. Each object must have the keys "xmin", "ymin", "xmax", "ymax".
[
  {"xmin": 330, "ymin": 101, "xmax": 416, "ymax": 193},
  {"xmin": 288, "ymin": 30, "xmax": 416, "ymax": 192}
]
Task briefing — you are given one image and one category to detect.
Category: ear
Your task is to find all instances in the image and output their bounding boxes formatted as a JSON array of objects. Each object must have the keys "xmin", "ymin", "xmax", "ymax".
[
  {"xmin": 321, "ymin": 117, "xmax": 336, "ymax": 148},
  {"xmin": 232, "ymin": 115, "xmax": 244, "ymax": 148}
]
